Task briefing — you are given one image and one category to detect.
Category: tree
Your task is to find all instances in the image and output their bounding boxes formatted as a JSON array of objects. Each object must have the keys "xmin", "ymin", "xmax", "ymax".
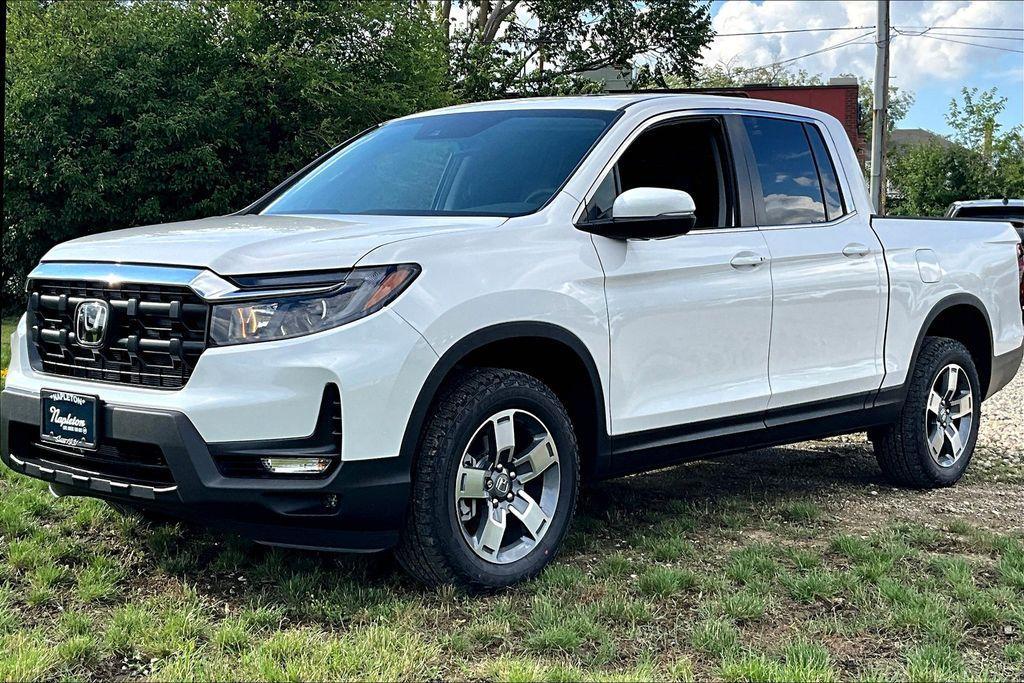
[
  {"xmin": 3, "ymin": 0, "xmax": 451, "ymax": 310},
  {"xmin": 992, "ymin": 130, "xmax": 1024, "ymax": 199},
  {"xmin": 856, "ymin": 77, "xmax": 914, "ymax": 147},
  {"xmin": 947, "ymin": 87, "xmax": 1010, "ymax": 159},
  {"xmin": 886, "ymin": 87, "xmax": 1024, "ymax": 215},
  {"xmin": 684, "ymin": 61, "xmax": 825, "ymax": 88},
  {"xmin": 887, "ymin": 144, "xmax": 992, "ymax": 216},
  {"xmin": 427, "ymin": 0, "xmax": 715, "ymax": 99}
]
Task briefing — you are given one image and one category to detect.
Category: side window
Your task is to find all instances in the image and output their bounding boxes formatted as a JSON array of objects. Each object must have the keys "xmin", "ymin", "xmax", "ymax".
[
  {"xmin": 583, "ymin": 118, "xmax": 736, "ymax": 229},
  {"xmin": 805, "ymin": 124, "xmax": 846, "ymax": 220},
  {"xmin": 585, "ymin": 172, "xmax": 618, "ymax": 222},
  {"xmin": 742, "ymin": 116, "xmax": 827, "ymax": 225}
]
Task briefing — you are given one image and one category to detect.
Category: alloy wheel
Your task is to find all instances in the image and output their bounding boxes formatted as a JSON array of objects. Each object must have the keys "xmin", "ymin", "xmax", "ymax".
[
  {"xmin": 924, "ymin": 363, "xmax": 974, "ymax": 468},
  {"xmin": 453, "ymin": 409, "xmax": 561, "ymax": 564}
]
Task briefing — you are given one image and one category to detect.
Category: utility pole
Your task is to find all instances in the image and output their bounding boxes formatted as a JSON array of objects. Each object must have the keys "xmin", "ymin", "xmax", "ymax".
[{"xmin": 869, "ymin": 0, "xmax": 891, "ymax": 215}]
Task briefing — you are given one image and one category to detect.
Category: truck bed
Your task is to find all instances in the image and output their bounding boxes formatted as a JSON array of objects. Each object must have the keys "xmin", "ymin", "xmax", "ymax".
[{"xmin": 869, "ymin": 215, "xmax": 1023, "ymax": 394}]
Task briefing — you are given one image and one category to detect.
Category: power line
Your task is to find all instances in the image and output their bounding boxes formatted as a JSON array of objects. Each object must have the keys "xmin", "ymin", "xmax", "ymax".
[
  {"xmin": 715, "ymin": 24, "xmax": 1022, "ymax": 39},
  {"xmin": 896, "ymin": 26, "xmax": 1023, "ymax": 42},
  {"xmin": 896, "ymin": 25, "xmax": 1024, "ymax": 32},
  {"xmin": 925, "ymin": 31, "xmax": 1024, "ymax": 42},
  {"xmin": 735, "ymin": 30, "xmax": 876, "ymax": 73},
  {"xmin": 714, "ymin": 22, "xmax": 1023, "ymax": 76},
  {"xmin": 716, "ymin": 25, "xmax": 874, "ymax": 38},
  {"xmin": 895, "ymin": 29, "xmax": 1024, "ymax": 54}
]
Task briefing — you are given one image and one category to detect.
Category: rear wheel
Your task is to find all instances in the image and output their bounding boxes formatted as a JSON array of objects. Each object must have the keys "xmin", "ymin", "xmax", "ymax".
[
  {"xmin": 396, "ymin": 368, "xmax": 579, "ymax": 588},
  {"xmin": 872, "ymin": 337, "xmax": 981, "ymax": 488}
]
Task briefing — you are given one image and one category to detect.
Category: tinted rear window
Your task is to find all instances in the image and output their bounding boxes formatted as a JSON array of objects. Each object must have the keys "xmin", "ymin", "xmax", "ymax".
[
  {"xmin": 953, "ymin": 205, "xmax": 1024, "ymax": 220},
  {"xmin": 743, "ymin": 116, "xmax": 827, "ymax": 225},
  {"xmin": 805, "ymin": 124, "xmax": 846, "ymax": 221}
]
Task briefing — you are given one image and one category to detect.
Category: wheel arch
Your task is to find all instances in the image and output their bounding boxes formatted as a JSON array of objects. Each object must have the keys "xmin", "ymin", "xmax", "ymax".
[
  {"xmin": 910, "ymin": 293, "xmax": 994, "ymax": 398},
  {"xmin": 398, "ymin": 322, "xmax": 611, "ymax": 481}
]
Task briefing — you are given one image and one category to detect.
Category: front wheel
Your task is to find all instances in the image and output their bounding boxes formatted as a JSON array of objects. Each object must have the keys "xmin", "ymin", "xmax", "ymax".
[
  {"xmin": 872, "ymin": 336, "xmax": 981, "ymax": 488},
  {"xmin": 396, "ymin": 368, "xmax": 579, "ymax": 588}
]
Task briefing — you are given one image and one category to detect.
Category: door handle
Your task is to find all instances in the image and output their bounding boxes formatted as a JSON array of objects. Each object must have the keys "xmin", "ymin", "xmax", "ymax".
[
  {"xmin": 843, "ymin": 243, "xmax": 871, "ymax": 258},
  {"xmin": 730, "ymin": 252, "xmax": 768, "ymax": 269}
]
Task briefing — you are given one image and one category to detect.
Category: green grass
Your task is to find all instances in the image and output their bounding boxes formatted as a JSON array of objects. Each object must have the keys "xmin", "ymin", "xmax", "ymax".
[
  {"xmin": 1, "ymin": 338, "xmax": 1023, "ymax": 679},
  {"xmin": 637, "ymin": 565, "xmax": 699, "ymax": 597},
  {"xmin": 720, "ymin": 588, "xmax": 769, "ymax": 622},
  {"xmin": 0, "ymin": 464, "xmax": 1021, "ymax": 680},
  {"xmin": 719, "ymin": 640, "xmax": 838, "ymax": 682},
  {"xmin": 1, "ymin": 316, "xmax": 17, "ymax": 388},
  {"xmin": 778, "ymin": 500, "xmax": 823, "ymax": 524},
  {"xmin": 689, "ymin": 617, "xmax": 740, "ymax": 657},
  {"xmin": 781, "ymin": 567, "xmax": 845, "ymax": 603}
]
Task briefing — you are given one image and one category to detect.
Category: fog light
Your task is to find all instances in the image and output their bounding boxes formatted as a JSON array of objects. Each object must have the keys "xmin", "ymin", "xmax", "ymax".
[{"xmin": 260, "ymin": 457, "xmax": 333, "ymax": 475}]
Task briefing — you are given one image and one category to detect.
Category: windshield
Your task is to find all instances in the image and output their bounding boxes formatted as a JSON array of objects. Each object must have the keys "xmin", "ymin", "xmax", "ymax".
[{"xmin": 262, "ymin": 109, "xmax": 617, "ymax": 217}]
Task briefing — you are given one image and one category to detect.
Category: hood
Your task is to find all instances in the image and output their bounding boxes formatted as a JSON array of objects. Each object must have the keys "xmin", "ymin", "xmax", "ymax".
[{"xmin": 41, "ymin": 214, "xmax": 508, "ymax": 275}]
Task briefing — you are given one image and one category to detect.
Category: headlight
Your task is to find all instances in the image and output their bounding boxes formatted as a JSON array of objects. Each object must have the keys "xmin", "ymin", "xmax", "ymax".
[{"xmin": 209, "ymin": 264, "xmax": 419, "ymax": 346}]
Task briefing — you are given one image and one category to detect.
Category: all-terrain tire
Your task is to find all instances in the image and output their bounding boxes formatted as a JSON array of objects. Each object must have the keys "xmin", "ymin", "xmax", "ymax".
[
  {"xmin": 395, "ymin": 368, "xmax": 579, "ymax": 589},
  {"xmin": 872, "ymin": 336, "xmax": 981, "ymax": 488}
]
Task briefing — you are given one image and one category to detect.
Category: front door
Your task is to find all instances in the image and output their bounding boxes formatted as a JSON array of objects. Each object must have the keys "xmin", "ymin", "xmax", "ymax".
[{"xmin": 581, "ymin": 116, "xmax": 775, "ymax": 437}]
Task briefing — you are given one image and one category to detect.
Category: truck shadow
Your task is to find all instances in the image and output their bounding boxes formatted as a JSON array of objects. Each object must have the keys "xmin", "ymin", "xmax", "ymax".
[
  {"xmin": 581, "ymin": 439, "xmax": 881, "ymax": 524},
  {"xmin": 138, "ymin": 438, "xmax": 886, "ymax": 610}
]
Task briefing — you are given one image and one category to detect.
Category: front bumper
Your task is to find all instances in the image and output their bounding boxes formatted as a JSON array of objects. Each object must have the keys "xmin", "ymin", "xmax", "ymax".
[
  {"xmin": 4, "ymin": 309, "xmax": 439, "ymax": 463},
  {"xmin": 1, "ymin": 388, "xmax": 409, "ymax": 551}
]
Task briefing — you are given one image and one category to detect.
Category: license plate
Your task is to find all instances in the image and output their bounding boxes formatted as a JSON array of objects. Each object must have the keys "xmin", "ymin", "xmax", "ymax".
[{"xmin": 40, "ymin": 389, "xmax": 99, "ymax": 450}]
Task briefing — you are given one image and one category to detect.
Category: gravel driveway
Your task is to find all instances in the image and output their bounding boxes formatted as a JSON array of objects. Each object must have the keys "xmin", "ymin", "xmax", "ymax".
[{"xmin": 974, "ymin": 358, "xmax": 1024, "ymax": 479}]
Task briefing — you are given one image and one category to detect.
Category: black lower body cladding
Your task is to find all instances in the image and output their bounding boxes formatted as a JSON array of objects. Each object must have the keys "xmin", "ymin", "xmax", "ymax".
[{"xmin": 0, "ymin": 389, "xmax": 410, "ymax": 551}]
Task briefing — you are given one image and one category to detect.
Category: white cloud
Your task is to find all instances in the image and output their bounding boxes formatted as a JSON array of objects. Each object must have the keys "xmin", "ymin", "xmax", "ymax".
[
  {"xmin": 705, "ymin": 1, "xmax": 1024, "ymax": 89},
  {"xmin": 763, "ymin": 193, "xmax": 825, "ymax": 223}
]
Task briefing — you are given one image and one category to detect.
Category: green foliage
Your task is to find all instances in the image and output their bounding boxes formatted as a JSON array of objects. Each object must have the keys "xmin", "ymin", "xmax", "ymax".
[
  {"xmin": 720, "ymin": 589, "xmax": 768, "ymax": 622},
  {"xmin": 684, "ymin": 63, "xmax": 828, "ymax": 88},
  {"xmin": 947, "ymin": 86, "xmax": 1009, "ymax": 152},
  {"xmin": 637, "ymin": 565, "xmax": 699, "ymax": 597},
  {"xmin": 718, "ymin": 640, "xmax": 838, "ymax": 682},
  {"xmin": 0, "ymin": 318, "xmax": 16, "ymax": 387},
  {"xmin": 440, "ymin": 0, "xmax": 714, "ymax": 99},
  {"xmin": 689, "ymin": 618, "xmax": 739, "ymax": 657},
  {"xmin": 3, "ymin": 0, "xmax": 451, "ymax": 310},
  {"xmin": 2, "ymin": 1, "xmax": 717, "ymax": 312},
  {"xmin": 857, "ymin": 76, "xmax": 915, "ymax": 144},
  {"xmin": 889, "ymin": 142, "xmax": 996, "ymax": 217},
  {"xmin": 888, "ymin": 87, "xmax": 1024, "ymax": 215}
]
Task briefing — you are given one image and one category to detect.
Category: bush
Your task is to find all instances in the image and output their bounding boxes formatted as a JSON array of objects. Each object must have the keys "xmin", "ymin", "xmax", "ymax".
[
  {"xmin": 887, "ymin": 142, "xmax": 995, "ymax": 217},
  {"xmin": 2, "ymin": 0, "xmax": 451, "ymax": 311}
]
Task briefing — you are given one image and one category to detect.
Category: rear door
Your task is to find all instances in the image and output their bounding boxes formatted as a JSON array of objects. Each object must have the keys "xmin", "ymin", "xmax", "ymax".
[
  {"xmin": 737, "ymin": 115, "xmax": 887, "ymax": 411},
  {"xmin": 581, "ymin": 114, "xmax": 774, "ymax": 437}
]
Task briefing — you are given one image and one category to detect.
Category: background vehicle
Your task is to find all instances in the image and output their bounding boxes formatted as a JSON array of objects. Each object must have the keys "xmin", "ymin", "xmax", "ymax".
[
  {"xmin": 3, "ymin": 96, "xmax": 1022, "ymax": 588},
  {"xmin": 946, "ymin": 198, "xmax": 1024, "ymax": 223}
]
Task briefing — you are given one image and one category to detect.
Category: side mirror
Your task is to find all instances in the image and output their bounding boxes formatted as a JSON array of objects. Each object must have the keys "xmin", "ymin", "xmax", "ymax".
[{"xmin": 580, "ymin": 188, "xmax": 697, "ymax": 240}]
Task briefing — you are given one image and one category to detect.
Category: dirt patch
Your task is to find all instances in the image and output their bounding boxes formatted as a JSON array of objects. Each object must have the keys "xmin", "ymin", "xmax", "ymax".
[{"xmin": 832, "ymin": 481, "xmax": 1024, "ymax": 535}]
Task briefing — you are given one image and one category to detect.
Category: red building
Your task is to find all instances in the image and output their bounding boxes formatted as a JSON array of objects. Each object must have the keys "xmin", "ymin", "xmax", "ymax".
[
  {"xmin": 606, "ymin": 76, "xmax": 864, "ymax": 165},
  {"xmin": 642, "ymin": 79, "xmax": 865, "ymax": 166},
  {"xmin": 711, "ymin": 81, "xmax": 863, "ymax": 164}
]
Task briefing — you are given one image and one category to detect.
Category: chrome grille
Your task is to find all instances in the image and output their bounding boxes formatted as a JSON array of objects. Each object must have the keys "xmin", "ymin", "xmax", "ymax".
[{"xmin": 27, "ymin": 279, "xmax": 209, "ymax": 389}]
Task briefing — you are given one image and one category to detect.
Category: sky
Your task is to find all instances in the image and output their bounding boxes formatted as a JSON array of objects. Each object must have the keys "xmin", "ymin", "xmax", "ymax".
[{"xmin": 705, "ymin": 0, "xmax": 1024, "ymax": 136}]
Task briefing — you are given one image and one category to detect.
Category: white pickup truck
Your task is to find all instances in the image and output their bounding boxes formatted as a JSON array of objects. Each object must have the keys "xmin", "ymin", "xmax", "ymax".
[{"xmin": 3, "ymin": 95, "xmax": 1022, "ymax": 588}]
